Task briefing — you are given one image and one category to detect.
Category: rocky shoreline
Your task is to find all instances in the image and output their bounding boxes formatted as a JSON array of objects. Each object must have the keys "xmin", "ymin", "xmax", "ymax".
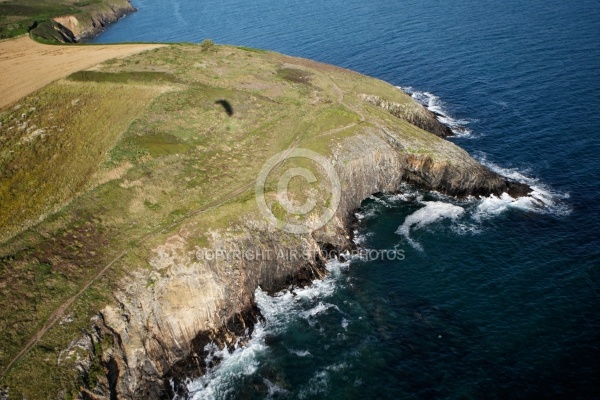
[{"xmin": 78, "ymin": 119, "xmax": 530, "ymax": 399}]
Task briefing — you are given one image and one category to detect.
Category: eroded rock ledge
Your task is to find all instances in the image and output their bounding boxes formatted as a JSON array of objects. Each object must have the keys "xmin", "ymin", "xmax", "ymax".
[{"xmin": 361, "ymin": 93, "xmax": 454, "ymax": 138}]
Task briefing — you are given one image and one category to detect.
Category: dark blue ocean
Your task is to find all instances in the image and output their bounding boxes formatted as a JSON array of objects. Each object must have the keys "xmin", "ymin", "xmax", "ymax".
[{"xmin": 92, "ymin": 1, "xmax": 600, "ymax": 398}]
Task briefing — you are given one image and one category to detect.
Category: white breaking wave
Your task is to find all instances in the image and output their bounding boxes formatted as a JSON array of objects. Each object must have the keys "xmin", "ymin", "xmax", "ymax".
[
  {"xmin": 381, "ymin": 185, "xmax": 424, "ymax": 204},
  {"xmin": 352, "ymin": 229, "xmax": 368, "ymax": 246},
  {"xmin": 395, "ymin": 201, "xmax": 466, "ymax": 251},
  {"xmin": 341, "ymin": 318, "xmax": 349, "ymax": 330},
  {"xmin": 473, "ymin": 192, "xmax": 538, "ymax": 221},
  {"xmin": 399, "ymin": 86, "xmax": 474, "ymax": 137},
  {"xmin": 368, "ymin": 194, "xmax": 395, "ymax": 208},
  {"xmin": 183, "ymin": 330, "xmax": 266, "ymax": 400},
  {"xmin": 387, "ymin": 155, "xmax": 570, "ymax": 248},
  {"xmin": 184, "ymin": 259, "xmax": 350, "ymax": 400},
  {"xmin": 355, "ymin": 207, "xmax": 377, "ymax": 221},
  {"xmin": 476, "ymin": 156, "xmax": 571, "ymax": 218}
]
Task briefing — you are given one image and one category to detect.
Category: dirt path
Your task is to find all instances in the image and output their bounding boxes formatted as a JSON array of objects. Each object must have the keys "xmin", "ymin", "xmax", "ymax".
[
  {"xmin": 331, "ymin": 78, "xmax": 365, "ymax": 123},
  {"xmin": 317, "ymin": 77, "xmax": 365, "ymax": 137},
  {"xmin": 0, "ymin": 35, "xmax": 164, "ymax": 110}
]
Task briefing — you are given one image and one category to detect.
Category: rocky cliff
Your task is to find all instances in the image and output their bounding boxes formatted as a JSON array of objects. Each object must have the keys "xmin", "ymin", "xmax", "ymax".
[
  {"xmin": 78, "ymin": 117, "xmax": 530, "ymax": 399},
  {"xmin": 51, "ymin": 0, "xmax": 135, "ymax": 42}
]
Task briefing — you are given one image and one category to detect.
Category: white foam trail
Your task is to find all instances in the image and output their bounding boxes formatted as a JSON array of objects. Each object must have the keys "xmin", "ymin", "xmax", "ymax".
[
  {"xmin": 172, "ymin": 0, "xmax": 188, "ymax": 26},
  {"xmin": 381, "ymin": 185, "xmax": 424, "ymax": 204},
  {"xmin": 298, "ymin": 370, "xmax": 329, "ymax": 399},
  {"xmin": 288, "ymin": 348, "xmax": 312, "ymax": 357},
  {"xmin": 368, "ymin": 194, "xmax": 394, "ymax": 208},
  {"xmin": 298, "ymin": 362, "xmax": 350, "ymax": 399},
  {"xmin": 185, "ymin": 259, "xmax": 349, "ymax": 400},
  {"xmin": 395, "ymin": 201, "xmax": 465, "ymax": 250},
  {"xmin": 300, "ymin": 301, "xmax": 335, "ymax": 319},
  {"xmin": 451, "ymin": 221, "xmax": 482, "ymax": 235},
  {"xmin": 399, "ymin": 86, "xmax": 474, "ymax": 137}
]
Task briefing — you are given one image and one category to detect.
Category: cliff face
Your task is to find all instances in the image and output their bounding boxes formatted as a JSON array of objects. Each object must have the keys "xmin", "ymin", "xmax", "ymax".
[
  {"xmin": 52, "ymin": 0, "xmax": 135, "ymax": 42},
  {"xmin": 361, "ymin": 94, "xmax": 454, "ymax": 138},
  {"xmin": 80, "ymin": 127, "xmax": 529, "ymax": 398}
]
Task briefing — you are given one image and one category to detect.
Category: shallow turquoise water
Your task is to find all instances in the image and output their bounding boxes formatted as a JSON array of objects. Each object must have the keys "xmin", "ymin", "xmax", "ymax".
[{"xmin": 93, "ymin": 1, "xmax": 600, "ymax": 398}]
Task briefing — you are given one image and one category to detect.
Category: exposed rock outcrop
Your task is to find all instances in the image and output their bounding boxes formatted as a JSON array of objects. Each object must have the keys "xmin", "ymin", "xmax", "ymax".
[
  {"xmin": 76, "ymin": 123, "xmax": 530, "ymax": 398},
  {"xmin": 361, "ymin": 93, "xmax": 454, "ymax": 138}
]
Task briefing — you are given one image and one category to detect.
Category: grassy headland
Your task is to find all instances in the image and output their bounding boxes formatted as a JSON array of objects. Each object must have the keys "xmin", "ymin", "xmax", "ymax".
[{"xmin": 0, "ymin": 39, "xmax": 479, "ymax": 398}]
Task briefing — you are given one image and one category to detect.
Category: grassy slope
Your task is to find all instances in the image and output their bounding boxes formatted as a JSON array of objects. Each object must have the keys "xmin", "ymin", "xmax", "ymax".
[{"xmin": 0, "ymin": 42, "xmax": 441, "ymax": 398}]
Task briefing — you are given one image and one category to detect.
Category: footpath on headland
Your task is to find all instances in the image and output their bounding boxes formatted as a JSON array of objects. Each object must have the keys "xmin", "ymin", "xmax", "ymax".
[{"xmin": 0, "ymin": 36, "xmax": 163, "ymax": 109}]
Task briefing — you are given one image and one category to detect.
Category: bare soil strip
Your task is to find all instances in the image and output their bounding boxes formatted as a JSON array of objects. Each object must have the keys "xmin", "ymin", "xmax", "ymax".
[{"xmin": 0, "ymin": 36, "xmax": 164, "ymax": 110}]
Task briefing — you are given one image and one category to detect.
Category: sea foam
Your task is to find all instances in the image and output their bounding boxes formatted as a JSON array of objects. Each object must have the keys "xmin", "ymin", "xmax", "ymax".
[
  {"xmin": 184, "ymin": 259, "xmax": 350, "ymax": 400},
  {"xmin": 399, "ymin": 86, "xmax": 474, "ymax": 137},
  {"xmin": 396, "ymin": 201, "xmax": 466, "ymax": 251}
]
